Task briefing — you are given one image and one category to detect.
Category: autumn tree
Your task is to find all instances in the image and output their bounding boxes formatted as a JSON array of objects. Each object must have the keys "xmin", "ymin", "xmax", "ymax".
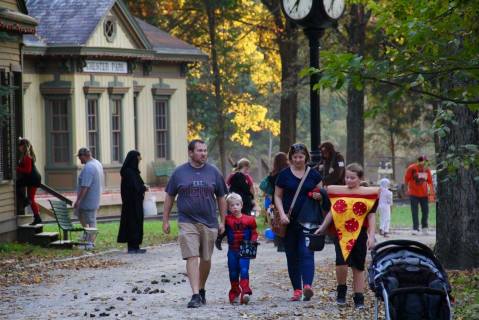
[{"xmin": 128, "ymin": 0, "xmax": 280, "ymax": 173}]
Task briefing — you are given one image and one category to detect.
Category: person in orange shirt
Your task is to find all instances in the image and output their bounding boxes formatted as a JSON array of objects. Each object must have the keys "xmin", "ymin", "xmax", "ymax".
[{"xmin": 404, "ymin": 156, "xmax": 435, "ymax": 235}]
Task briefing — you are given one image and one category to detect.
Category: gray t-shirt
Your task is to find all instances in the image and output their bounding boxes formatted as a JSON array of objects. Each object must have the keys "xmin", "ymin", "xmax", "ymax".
[
  {"xmin": 77, "ymin": 158, "xmax": 104, "ymax": 210},
  {"xmin": 165, "ymin": 162, "xmax": 227, "ymax": 228}
]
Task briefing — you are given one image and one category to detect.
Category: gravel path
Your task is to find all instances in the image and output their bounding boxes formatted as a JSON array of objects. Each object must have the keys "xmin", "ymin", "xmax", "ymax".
[{"xmin": 0, "ymin": 230, "xmax": 435, "ymax": 320}]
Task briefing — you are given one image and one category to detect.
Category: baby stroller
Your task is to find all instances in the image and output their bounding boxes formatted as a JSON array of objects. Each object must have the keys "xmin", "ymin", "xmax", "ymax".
[{"xmin": 368, "ymin": 240, "xmax": 452, "ymax": 320}]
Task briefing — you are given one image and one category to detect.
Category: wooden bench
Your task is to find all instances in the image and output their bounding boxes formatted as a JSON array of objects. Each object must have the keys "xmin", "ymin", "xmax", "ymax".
[
  {"xmin": 152, "ymin": 160, "xmax": 176, "ymax": 185},
  {"xmin": 48, "ymin": 200, "xmax": 97, "ymax": 243}
]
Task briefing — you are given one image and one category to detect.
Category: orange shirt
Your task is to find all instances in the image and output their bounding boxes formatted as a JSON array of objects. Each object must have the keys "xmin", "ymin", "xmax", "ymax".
[{"xmin": 404, "ymin": 164, "xmax": 433, "ymax": 197}]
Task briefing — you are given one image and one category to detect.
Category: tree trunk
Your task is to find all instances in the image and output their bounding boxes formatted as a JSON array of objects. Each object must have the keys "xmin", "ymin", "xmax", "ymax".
[
  {"xmin": 278, "ymin": 29, "xmax": 300, "ymax": 152},
  {"xmin": 435, "ymin": 104, "xmax": 479, "ymax": 269},
  {"xmin": 204, "ymin": 0, "xmax": 226, "ymax": 175},
  {"xmin": 389, "ymin": 128, "xmax": 396, "ymax": 181},
  {"xmin": 346, "ymin": 4, "xmax": 369, "ymax": 166},
  {"xmin": 260, "ymin": 0, "xmax": 300, "ymax": 152}
]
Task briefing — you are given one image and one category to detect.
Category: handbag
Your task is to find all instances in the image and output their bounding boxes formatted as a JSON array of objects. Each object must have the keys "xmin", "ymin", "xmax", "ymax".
[
  {"xmin": 305, "ymin": 233, "xmax": 325, "ymax": 251},
  {"xmin": 271, "ymin": 167, "xmax": 311, "ymax": 238},
  {"xmin": 239, "ymin": 240, "xmax": 259, "ymax": 259},
  {"xmin": 259, "ymin": 175, "xmax": 274, "ymax": 195}
]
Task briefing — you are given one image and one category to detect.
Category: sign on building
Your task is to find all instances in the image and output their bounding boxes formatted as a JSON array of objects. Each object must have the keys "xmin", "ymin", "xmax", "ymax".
[{"xmin": 83, "ymin": 60, "xmax": 128, "ymax": 74}]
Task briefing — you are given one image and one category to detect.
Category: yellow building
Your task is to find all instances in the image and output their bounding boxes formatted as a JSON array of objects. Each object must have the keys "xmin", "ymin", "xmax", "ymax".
[
  {"xmin": 0, "ymin": 0, "xmax": 36, "ymax": 240},
  {"xmin": 22, "ymin": 0, "xmax": 205, "ymax": 190}
]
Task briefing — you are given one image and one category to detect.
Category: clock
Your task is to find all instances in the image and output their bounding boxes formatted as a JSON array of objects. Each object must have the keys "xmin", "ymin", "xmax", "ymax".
[
  {"xmin": 321, "ymin": 0, "xmax": 345, "ymax": 20},
  {"xmin": 281, "ymin": 0, "xmax": 344, "ymax": 27},
  {"xmin": 282, "ymin": 0, "xmax": 314, "ymax": 21}
]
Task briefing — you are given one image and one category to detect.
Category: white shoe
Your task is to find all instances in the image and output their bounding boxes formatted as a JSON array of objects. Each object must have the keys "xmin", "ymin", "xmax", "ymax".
[
  {"xmin": 422, "ymin": 228, "xmax": 429, "ymax": 235},
  {"xmin": 412, "ymin": 230, "xmax": 419, "ymax": 235}
]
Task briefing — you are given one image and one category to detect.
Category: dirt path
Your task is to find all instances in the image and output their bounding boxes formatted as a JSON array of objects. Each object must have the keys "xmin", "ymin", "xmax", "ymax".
[{"xmin": 0, "ymin": 230, "xmax": 435, "ymax": 320}]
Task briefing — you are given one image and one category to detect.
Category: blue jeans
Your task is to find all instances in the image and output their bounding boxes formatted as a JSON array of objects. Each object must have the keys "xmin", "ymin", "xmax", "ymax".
[
  {"xmin": 284, "ymin": 222, "xmax": 315, "ymax": 290},
  {"xmin": 228, "ymin": 250, "xmax": 250, "ymax": 281},
  {"xmin": 410, "ymin": 196, "xmax": 429, "ymax": 230}
]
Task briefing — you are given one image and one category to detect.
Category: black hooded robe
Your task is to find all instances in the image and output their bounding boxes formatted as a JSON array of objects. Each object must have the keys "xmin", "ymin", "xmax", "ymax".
[{"xmin": 117, "ymin": 151, "xmax": 147, "ymax": 248}]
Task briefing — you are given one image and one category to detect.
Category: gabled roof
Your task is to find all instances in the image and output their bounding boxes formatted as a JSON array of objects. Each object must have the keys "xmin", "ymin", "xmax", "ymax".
[
  {"xmin": 25, "ymin": 0, "xmax": 150, "ymax": 48},
  {"xmin": 135, "ymin": 18, "xmax": 206, "ymax": 61},
  {"xmin": 25, "ymin": 0, "xmax": 115, "ymax": 46},
  {"xmin": 24, "ymin": 0, "xmax": 206, "ymax": 62}
]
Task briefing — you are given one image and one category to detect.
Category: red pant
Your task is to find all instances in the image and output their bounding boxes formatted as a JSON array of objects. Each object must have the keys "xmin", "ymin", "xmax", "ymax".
[{"xmin": 27, "ymin": 187, "xmax": 40, "ymax": 216}]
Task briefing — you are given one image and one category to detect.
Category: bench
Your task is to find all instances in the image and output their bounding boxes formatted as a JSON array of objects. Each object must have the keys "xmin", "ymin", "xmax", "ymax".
[
  {"xmin": 48, "ymin": 200, "xmax": 97, "ymax": 243},
  {"xmin": 152, "ymin": 160, "xmax": 176, "ymax": 185}
]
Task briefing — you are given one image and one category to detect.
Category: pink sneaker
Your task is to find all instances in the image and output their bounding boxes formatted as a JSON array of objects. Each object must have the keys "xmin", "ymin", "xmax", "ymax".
[
  {"xmin": 303, "ymin": 285, "xmax": 314, "ymax": 301},
  {"xmin": 290, "ymin": 289, "xmax": 302, "ymax": 301}
]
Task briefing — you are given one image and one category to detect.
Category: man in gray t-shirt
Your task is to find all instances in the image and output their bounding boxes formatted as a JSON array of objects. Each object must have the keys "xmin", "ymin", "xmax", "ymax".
[
  {"xmin": 163, "ymin": 140, "xmax": 227, "ymax": 308},
  {"xmin": 74, "ymin": 147, "xmax": 104, "ymax": 248}
]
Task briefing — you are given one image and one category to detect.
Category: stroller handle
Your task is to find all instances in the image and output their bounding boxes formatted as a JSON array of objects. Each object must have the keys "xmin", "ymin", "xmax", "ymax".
[
  {"xmin": 389, "ymin": 286, "xmax": 448, "ymax": 298},
  {"xmin": 372, "ymin": 239, "xmax": 434, "ymax": 257}
]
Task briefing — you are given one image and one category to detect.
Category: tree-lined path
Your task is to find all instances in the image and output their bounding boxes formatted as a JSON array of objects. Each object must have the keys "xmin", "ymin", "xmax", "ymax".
[{"xmin": 1, "ymin": 231, "xmax": 435, "ymax": 320}]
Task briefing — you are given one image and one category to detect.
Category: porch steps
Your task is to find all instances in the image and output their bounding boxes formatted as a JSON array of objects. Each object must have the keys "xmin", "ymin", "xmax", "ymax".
[
  {"xmin": 17, "ymin": 224, "xmax": 59, "ymax": 247},
  {"xmin": 32, "ymin": 232, "xmax": 59, "ymax": 246},
  {"xmin": 17, "ymin": 224, "xmax": 43, "ymax": 243},
  {"xmin": 49, "ymin": 240, "xmax": 75, "ymax": 249}
]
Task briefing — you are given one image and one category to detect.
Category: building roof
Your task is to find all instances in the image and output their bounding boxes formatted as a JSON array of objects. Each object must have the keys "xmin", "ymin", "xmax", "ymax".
[
  {"xmin": 23, "ymin": 0, "xmax": 206, "ymax": 62},
  {"xmin": 25, "ymin": 0, "xmax": 115, "ymax": 46},
  {"xmin": 135, "ymin": 18, "xmax": 206, "ymax": 59}
]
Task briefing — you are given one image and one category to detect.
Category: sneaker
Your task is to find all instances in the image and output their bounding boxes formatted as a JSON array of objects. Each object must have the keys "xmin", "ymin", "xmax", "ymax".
[
  {"xmin": 303, "ymin": 285, "xmax": 314, "ymax": 301},
  {"xmin": 353, "ymin": 293, "xmax": 365, "ymax": 309},
  {"xmin": 336, "ymin": 285, "xmax": 347, "ymax": 305},
  {"xmin": 241, "ymin": 293, "xmax": 250, "ymax": 305},
  {"xmin": 29, "ymin": 216, "xmax": 42, "ymax": 226},
  {"xmin": 412, "ymin": 229, "xmax": 419, "ymax": 235},
  {"xmin": 290, "ymin": 289, "xmax": 302, "ymax": 301},
  {"xmin": 128, "ymin": 248, "xmax": 147, "ymax": 254},
  {"xmin": 187, "ymin": 294, "xmax": 202, "ymax": 308},
  {"xmin": 199, "ymin": 289, "xmax": 206, "ymax": 305},
  {"xmin": 229, "ymin": 289, "xmax": 240, "ymax": 304},
  {"xmin": 422, "ymin": 228, "xmax": 429, "ymax": 235}
]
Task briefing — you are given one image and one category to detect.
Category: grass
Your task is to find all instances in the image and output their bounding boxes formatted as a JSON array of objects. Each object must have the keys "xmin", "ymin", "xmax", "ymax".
[
  {"xmin": 387, "ymin": 203, "xmax": 436, "ymax": 228},
  {"xmin": 0, "ymin": 203, "xmax": 433, "ymax": 260},
  {"xmin": 448, "ymin": 269, "xmax": 479, "ymax": 319}
]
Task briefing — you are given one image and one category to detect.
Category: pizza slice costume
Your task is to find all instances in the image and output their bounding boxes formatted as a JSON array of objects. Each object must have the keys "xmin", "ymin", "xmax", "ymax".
[{"xmin": 327, "ymin": 185, "xmax": 379, "ymax": 261}]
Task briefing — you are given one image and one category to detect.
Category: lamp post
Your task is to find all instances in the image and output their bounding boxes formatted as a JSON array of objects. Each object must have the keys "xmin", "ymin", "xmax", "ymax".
[
  {"xmin": 280, "ymin": 0, "xmax": 345, "ymax": 165},
  {"xmin": 305, "ymin": 27, "xmax": 325, "ymax": 165}
]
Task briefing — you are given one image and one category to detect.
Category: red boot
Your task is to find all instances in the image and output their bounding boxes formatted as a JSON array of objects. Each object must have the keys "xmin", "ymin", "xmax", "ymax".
[
  {"xmin": 229, "ymin": 281, "xmax": 241, "ymax": 304},
  {"xmin": 239, "ymin": 279, "xmax": 252, "ymax": 304}
]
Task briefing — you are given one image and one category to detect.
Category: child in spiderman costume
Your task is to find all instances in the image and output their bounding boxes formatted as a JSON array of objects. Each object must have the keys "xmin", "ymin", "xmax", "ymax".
[{"xmin": 216, "ymin": 192, "xmax": 258, "ymax": 304}]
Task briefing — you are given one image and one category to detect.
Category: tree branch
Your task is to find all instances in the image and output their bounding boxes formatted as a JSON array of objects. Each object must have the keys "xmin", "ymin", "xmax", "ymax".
[{"xmin": 363, "ymin": 76, "xmax": 479, "ymax": 104}]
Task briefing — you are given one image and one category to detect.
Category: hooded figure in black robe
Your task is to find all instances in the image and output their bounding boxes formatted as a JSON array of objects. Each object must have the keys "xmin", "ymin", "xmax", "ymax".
[{"xmin": 117, "ymin": 150, "xmax": 147, "ymax": 253}]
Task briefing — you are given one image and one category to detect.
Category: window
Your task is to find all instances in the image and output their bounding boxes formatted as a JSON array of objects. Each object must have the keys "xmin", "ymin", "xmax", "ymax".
[
  {"xmin": 111, "ymin": 98, "xmax": 122, "ymax": 162},
  {"xmin": 46, "ymin": 98, "xmax": 70, "ymax": 164},
  {"xmin": 133, "ymin": 93, "xmax": 138, "ymax": 150},
  {"xmin": 154, "ymin": 98, "xmax": 168, "ymax": 159},
  {"xmin": 0, "ymin": 69, "xmax": 13, "ymax": 180},
  {"xmin": 104, "ymin": 17, "xmax": 116, "ymax": 42},
  {"xmin": 86, "ymin": 98, "xmax": 99, "ymax": 159}
]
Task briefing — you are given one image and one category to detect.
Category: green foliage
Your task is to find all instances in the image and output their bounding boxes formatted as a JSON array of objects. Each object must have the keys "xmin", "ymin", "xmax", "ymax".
[{"xmin": 309, "ymin": 0, "xmax": 479, "ymax": 176}]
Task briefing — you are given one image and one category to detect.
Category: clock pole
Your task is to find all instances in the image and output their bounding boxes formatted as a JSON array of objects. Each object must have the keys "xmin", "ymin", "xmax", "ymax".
[{"xmin": 305, "ymin": 27, "xmax": 324, "ymax": 165}]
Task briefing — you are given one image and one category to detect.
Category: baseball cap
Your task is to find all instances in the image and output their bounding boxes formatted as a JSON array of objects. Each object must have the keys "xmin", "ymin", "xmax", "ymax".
[{"xmin": 76, "ymin": 147, "xmax": 91, "ymax": 157}]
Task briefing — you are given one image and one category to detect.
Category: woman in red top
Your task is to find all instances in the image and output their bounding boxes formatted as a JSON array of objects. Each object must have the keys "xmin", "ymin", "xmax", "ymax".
[{"xmin": 16, "ymin": 138, "xmax": 42, "ymax": 225}]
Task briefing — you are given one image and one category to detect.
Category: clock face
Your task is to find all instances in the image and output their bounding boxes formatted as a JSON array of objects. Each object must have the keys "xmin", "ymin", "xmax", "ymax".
[
  {"xmin": 322, "ymin": 0, "xmax": 345, "ymax": 19},
  {"xmin": 282, "ymin": 0, "xmax": 314, "ymax": 20}
]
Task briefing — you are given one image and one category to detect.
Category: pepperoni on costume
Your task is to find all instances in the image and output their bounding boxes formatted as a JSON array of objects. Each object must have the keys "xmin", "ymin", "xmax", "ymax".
[
  {"xmin": 346, "ymin": 239, "xmax": 356, "ymax": 252},
  {"xmin": 344, "ymin": 218, "xmax": 359, "ymax": 233},
  {"xmin": 336, "ymin": 228, "xmax": 343, "ymax": 240},
  {"xmin": 333, "ymin": 199, "xmax": 347, "ymax": 214},
  {"xmin": 352, "ymin": 201, "xmax": 368, "ymax": 216}
]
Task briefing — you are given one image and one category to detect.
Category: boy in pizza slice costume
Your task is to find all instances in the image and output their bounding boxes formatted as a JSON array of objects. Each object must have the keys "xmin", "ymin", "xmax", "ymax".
[{"xmin": 316, "ymin": 163, "xmax": 378, "ymax": 309}]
